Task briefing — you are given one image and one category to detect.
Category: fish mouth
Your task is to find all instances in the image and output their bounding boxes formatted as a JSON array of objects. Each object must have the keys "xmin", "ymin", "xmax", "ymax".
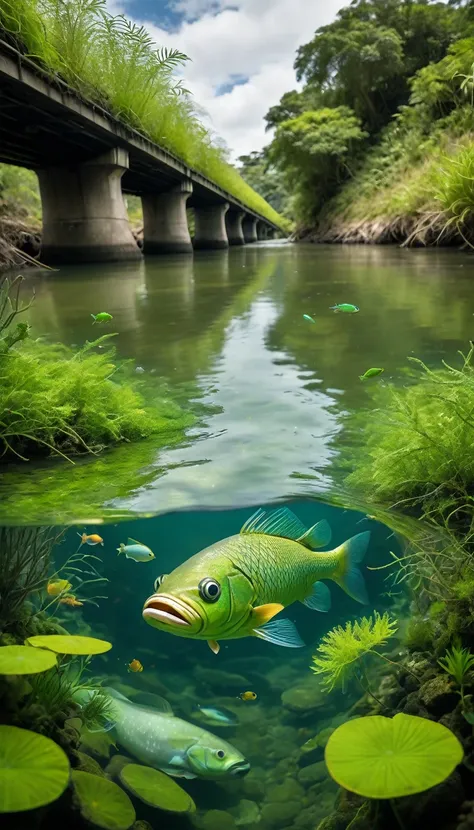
[
  {"xmin": 142, "ymin": 593, "xmax": 197, "ymax": 628},
  {"xmin": 230, "ymin": 760, "xmax": 250, "ymax": 777}
]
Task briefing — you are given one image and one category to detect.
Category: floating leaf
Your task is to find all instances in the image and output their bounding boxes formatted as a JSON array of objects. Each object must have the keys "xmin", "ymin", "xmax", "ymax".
[
  {"xmin": 120, "ymin": 764, "xmax": 196, "ymax": 813},
  {"xmin": 0, "ymin": 725, "xmax": 70, "ymax": 812},
  {"xmin": 325, "ymin": 713, "xmax": 463, "ymax": 798},
  {"xmin": 26, "ymin": 635, "xmax": 112, "ymax": 655},
  {"xmin": 72, "ymin": 771, "xmax": 135, "ymax": 829},
  {"xmin": 0, "ymin": 645, "xmax": 57, "ymax": 675}
]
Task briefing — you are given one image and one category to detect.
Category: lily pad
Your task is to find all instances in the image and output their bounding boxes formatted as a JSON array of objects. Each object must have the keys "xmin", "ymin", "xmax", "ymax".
[
  {"xmin": 0, "ymin": 645, "xmax": 57, "ymax": 675},
  {"xmin": 0, "ymin": 725, "xmax": 70, "ymax": 812},
  {"xmin": 325, "ymin": 713, "xmax": 463, "ymax": 799},
  {"xmin": 26, "ymin": 635, "xmax": 112, "ymax": 655},
  {"xmin": 119, "ymin": 764, "xmax": 196, "ymax": 813},
  {"xmin": 72, "ymin": 771, "xmax": 135, "ymax": 829}
]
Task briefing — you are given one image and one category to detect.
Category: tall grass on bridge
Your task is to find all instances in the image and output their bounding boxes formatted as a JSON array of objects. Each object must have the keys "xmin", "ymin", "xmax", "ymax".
[{"xmin": 0, "ymin": 0, "xmax": 288, "ymax": 230}]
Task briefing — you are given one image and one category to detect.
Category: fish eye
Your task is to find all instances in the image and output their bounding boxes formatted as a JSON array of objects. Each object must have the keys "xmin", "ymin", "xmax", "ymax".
[
  {"xmin": 216, "ymin": 749, "xmax": 225, "ymax": 759},
  {"xmin": 154, "ymin": 574, "xmax": 168, "ymax": 591},
  {"xmin": 198, "ymin": 577, "xmax": 221, "ymax": 603}
]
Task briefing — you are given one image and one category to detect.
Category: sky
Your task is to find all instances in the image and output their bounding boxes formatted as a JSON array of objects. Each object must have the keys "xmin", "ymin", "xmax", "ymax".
[{"xmin": 106, "ymin": 0, "xmax": 346, "ymax": 161}]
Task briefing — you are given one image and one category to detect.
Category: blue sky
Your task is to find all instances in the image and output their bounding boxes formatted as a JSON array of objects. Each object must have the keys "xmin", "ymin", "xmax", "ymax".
[{"xmin": 108, "ymin": 0, "xmax": 345, "ymax": 159}]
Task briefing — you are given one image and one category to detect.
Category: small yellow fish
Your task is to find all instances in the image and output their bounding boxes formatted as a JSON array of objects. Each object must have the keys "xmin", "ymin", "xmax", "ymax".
[
  {"xmin": 239, "ymin": 691, "xmax": 257, "ymax": 701},
  {"xmin": 78, "ymin": 532, "xmax": 104, "ymax": 546},
  {"xmin": 47, "ymin": 579, "xmax": 72, "ymax": 597},
  {"xmin": 127, "ymin": 659, "xmax": 144, "ymax": 673},
  {"xmin": 59, "ymin": 595, "xmax": 84, "ymax": 607}
]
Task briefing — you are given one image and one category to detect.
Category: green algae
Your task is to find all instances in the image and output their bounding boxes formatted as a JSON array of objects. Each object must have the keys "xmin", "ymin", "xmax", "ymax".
[
  {"xmin": 0, "ymin": 644, "xmax": 57, "ymax": 674},
  {"xmin": 119, "ymin": 763, "xmax": 196, "ymax": 813},
  {"xmin": 0, "ymin": 724, "xmax": 70, "ymax": 812},
  {"xmin": 325, "ymin": 714, "xmax": 463, "ymax": 798},
  {"xmin": 71, "ymin": 770, "xmax": 135, "ymax": 830}
]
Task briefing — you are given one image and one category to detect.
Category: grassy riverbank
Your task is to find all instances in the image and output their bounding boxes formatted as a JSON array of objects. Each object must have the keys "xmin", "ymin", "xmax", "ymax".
[
  {"xmin": 0, "ymin": 0, "xmax": 288, "ymax": 232},
  {"xmin": 258, "ymin": 1, "xmax": 474, "ymax": 246}
]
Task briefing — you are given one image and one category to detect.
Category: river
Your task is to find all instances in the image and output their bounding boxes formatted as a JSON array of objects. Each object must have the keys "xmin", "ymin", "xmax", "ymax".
[{"xmin": 2, "ymin": 241, "xmax": 473, "ymax": 524}]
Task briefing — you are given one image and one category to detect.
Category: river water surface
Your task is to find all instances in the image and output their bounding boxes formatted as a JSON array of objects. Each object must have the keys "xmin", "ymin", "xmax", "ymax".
[{"xmin": 3, "ymin": 241, "xmax": 474, "ymax": 523}]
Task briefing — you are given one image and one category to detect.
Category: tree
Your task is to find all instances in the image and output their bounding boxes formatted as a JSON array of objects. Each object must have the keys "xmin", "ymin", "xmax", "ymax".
[
  {"xmin": 269, "ymin": 107, "xmax": 368, "ymax": 219},
  {"xmin": 236, "ymin": 150, "xmax": 293, "ymax": 216}
]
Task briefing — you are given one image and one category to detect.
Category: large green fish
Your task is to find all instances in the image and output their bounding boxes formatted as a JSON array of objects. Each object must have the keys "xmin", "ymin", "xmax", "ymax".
[{"xmin": 143, "ymin": 508, "xmax": 370, "ymax": 654}]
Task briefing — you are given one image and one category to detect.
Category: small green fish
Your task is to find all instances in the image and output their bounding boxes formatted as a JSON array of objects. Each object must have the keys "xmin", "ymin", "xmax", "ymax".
[
  {"xmin": 359, "ymin": 367, "xmax": 384, "ymax": 381},
  {"xmin": 91, "ymin": 312, "xmax": 113, "ymax": 324},
  {"xmin": 143, "ymin": 507, "xmax": 370, "ymax": 654},
  {"xmin": 195, "ymin": 705, "xmax": 239, "ymax": 727},
  {"xmin": 330, "ymin": 304, "xmax": 359, "ymax": 313},
  {"xmin": 303, "ymin": 314, "xmax": 316, "ymax": 324},
  {"xmin": 117, "ymin": 538, "xmax": 155, "ymax": 563}
]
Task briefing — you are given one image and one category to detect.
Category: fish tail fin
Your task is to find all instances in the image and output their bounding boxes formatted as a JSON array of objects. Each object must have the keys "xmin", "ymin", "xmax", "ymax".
[
  {"xmin": 332, "ymin": 531, "xmax": 370, "ymax": 604},
  {"xmin": 91, "ymin": 314, "xmax": 96, "ymax": 323},
  {"xmin": 117, "ymin": 544, "xmax": 124, "ymax": 555}
]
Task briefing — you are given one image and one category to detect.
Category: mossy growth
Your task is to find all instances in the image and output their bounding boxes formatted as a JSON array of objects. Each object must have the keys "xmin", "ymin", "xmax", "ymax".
[
  {"xmin": 346, "ymin": 345, "xmax": 474, "ymax": 529},
  {"xmin": 403, "ymin": 618, "xmax": 434, "ymax": 652}
]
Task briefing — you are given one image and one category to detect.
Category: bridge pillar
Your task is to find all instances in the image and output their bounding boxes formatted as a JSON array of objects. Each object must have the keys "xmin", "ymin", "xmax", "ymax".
[
  {"xmin": 193, "ymin": 203, "xmax": 229, "ymax": 250},
  {"xmin": 38, "ymin": 148, "xmax": 141, "ymax": 264},
  {"xmin": 257, "ymin": 222, "xmax": 268, "ymax": 241},
  {"xmin": 142, "ymin": 180, "xmax": 193, "ymax": 254},
  {"xmin": 242, "ymin": 215, "xmax": 258, "ymax": 243},
  {"xmin": 225, "ymin": 209, "xmax": 245, "ymax": 246}
]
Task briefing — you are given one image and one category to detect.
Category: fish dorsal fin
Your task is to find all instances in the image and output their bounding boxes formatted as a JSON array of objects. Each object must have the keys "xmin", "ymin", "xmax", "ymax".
[
  {"xmin": 241, "ymin": 508, "xmax": 308, "ymax": 542},
  {"xmin": 297, "ymin": 519, "xmax": 332, "ymax": 549},
  {"xmin": 241, "ymin": 508, "xmax": 331, "ymax": 550},
  {"xmin": 127, "ymin": 537, "xmax": 142, "ymax": 546},
  {"xmin": 104, "ymin": 687, "xmax": 130, "ymax": 702},
  {"xmin": 131, "ymin": 692, "xmax": 174, "ymax": 715}
]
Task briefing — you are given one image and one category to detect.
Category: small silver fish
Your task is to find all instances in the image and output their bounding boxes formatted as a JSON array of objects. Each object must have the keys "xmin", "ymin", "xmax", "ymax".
[
  {"xmin": 117, "ymin": 538, "xmax": 155, "ymax": 563},
  {"xmin": 195, "ymin": 705, "xmax": 239, "ymax": 727}
]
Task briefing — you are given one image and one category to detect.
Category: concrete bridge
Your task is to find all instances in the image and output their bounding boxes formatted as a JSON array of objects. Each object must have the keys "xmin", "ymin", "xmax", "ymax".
[{"xmin": 0, "ymin": 38, "xmax": 282, "ymax": 264}]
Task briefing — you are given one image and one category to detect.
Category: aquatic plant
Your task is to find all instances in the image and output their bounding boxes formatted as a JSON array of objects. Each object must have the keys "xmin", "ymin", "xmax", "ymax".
[
  {"xmin": 0, "ymin": 724, "xmax": 70, "ymax": 812},
  {"xmin": 29, "ymin": 661, "xmax": 114, "ymax": 729},
  {"xmin": 0, "ymin": 644, "xmax": 57, "ymax": 674},
  {"xmin": 325, "ymin": 713, "xmax": 463, "ymax": 798},
  {"xmin": 26, "ymin": 634, "xmax": 112, "ymax": 654},
  {"xmin": 71, "ymin": 770, "xmax": 136, "ymax": 830},
  {"xmin": 438, "ymin": 643, "xmax": 474, "ymax": 706},
  {"xmin": 0, "ymin": 274, "xmax": 33, "ymax": 352},
  {"xmin": 0, "ymin": 0, "xmax": 288, "ymax": 230},
  {"xmin": 43, "ymin": 543, "xmax": 108, "ymax": 610},
  {"xmin": 119, "ymin": 763, "xmax": 196, "ymax": 813},
  {"xmin": 311, "ymin": 612, "xmax": 398, "ymax": 692},
  {"xmin": 0, "ymin": 525, "xmax": 63, "ymax": 631}
]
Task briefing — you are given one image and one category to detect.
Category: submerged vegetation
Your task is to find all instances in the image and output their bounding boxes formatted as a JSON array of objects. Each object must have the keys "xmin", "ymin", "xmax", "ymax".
[
  {"xmin": 256, "ymin": 0, "xmax": 474, "ymax": 242},
  {"xmin": 0, "ymin": 0, "xmax": 286, "ymax": 230},
  {"xmin": 0, "ymin": 274, "xmax": 195, "ymax": 462}
]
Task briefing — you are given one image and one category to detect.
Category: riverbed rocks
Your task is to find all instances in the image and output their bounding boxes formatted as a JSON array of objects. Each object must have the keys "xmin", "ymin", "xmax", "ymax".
[
  {"xmin": 418, "ymin": 675, "xmax": 459, "ymax": 716},
  {"xmin": 281, "ymin": 676, "xmax": 328, "ymax": 715}
]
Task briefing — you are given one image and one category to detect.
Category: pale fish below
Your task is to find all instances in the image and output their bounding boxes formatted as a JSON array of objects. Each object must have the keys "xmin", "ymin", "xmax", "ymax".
[{"xmin": 100, "ymin": 688, "xmax": 250, "ymax": 779}]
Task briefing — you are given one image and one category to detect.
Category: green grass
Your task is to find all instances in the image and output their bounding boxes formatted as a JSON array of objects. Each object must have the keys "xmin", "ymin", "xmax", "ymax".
[
  {"xmin": 0, "ymin": 335, "xmax": 195, "ymax": 461},
  {"xmin": 0, "ymin": 0, "xmax": 289, "ymax": 231}
]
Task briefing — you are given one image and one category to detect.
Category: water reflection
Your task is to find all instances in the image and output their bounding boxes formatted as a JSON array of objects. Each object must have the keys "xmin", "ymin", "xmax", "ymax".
[{"xmin": 4, "ymin": 243, "xmax": 474, "ymax": 524}]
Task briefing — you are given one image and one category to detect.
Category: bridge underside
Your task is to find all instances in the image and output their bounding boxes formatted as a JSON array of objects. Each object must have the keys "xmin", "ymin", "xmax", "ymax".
[{"xmin": 0, "ymin": 42, "xmax": 281, "ymax": 262}]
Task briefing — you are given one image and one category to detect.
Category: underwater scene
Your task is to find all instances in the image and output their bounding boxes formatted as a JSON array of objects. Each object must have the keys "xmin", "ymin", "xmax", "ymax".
[{"xmin": 2, "ymin": 244, "xmax": 474, "ymax": 830}]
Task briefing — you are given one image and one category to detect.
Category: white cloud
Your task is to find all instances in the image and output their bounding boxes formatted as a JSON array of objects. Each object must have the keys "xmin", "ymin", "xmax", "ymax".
[{"xmin": 111, "ymin": 0, "xmax": 347, "ymax": 159}]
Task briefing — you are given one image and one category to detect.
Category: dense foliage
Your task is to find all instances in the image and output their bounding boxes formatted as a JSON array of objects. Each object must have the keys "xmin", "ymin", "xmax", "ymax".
[
  {"xmin": 0, "ymin": 0, "xmax": 287, "ymax": 230},
  {"xmin": 260, "ymin": 0, "xmax": 474, "ymax": 234}
]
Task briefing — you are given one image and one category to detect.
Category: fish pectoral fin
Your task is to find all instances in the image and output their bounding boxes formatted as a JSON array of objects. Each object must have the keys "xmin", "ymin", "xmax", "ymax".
[
  {"xmin": 251, "ymin": 603, "xmax": 284, "ymax": 627},
  {"xmin": 207, "ymin": 640, "xmax": 220, "ymax": 654},
  {"xmin": 302, "ymin": 581, "xmax": 331, "ymax": 612},
  {"xmin": 240, "ymin": 507, "xmax": 308, "ymax": 542},
  {"xmin": 253, "ymin": 618, "xmax": 305, "ymax": 648},
  {"xmin": 297, "ymin": 519, "xmax": 332, "ymax": 549}
]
